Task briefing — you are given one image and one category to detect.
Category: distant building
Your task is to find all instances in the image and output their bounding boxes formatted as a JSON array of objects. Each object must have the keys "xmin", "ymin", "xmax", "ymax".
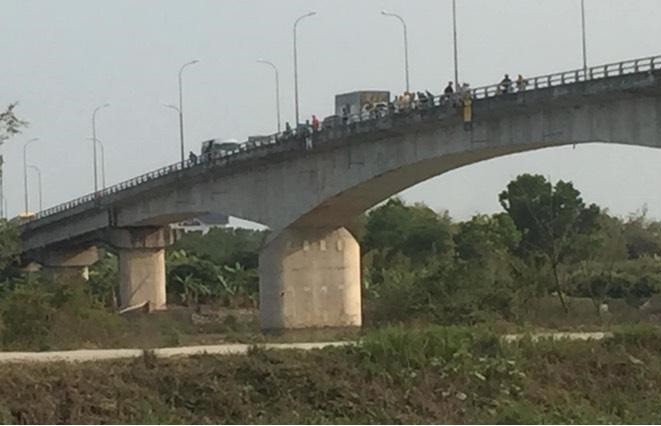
[{"xmin": 171, "ymin": 212, "xmax": 230, "ymax": 235}]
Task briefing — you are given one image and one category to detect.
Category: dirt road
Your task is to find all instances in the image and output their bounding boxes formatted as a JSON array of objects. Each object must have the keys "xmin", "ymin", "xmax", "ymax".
[{"xmin": 0, "ymin": 332, "xmax": 612, "ymax": 364}]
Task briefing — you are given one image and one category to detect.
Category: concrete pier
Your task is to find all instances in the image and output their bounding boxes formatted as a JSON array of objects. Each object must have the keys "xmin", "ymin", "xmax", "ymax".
[
  {"xmin": 110, "ymin": 227, "xmax": 175, "ymax": 311},
  {"xmin": 259, "ymin": 227, "xmax": 362, "ymax": 330}
]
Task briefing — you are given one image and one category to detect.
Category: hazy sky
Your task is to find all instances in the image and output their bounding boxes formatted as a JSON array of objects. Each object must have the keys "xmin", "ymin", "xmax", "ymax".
[{"xmin": 2, "ymin": 0, "xmax": 661, "ymax": 224}]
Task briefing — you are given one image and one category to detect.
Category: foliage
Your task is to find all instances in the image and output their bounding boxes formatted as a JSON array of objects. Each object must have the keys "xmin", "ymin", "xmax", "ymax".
[
  {"xmin": 87, "ymin": 252, "xmax": 119, "ymax": 309},
  {"xmin": 172, "ymin": 228, "xmax": 267, "ymax": 269},
  {"xmin": 622, "ymin": 207, "xmax": 661, "ymax": 259},
  {"xmin": 0, "ymin": 274, "xmax": 123, "ymax": 350},
  {"xmin": 364, "ymin": 198, "xmax": 454, "ymax": 264},
  {"xmin": 499, "ymin": 174, "xmax": 601, "ymax": 312},
  {"xmin": 1, "ymin": 326, "xmax": 661, "ymax": 423},
  {"xmin": 167, "ymin": 249, "xmax": 257, "ymax": 308},
  {"xmin": 0, "ymin": 103, "xmax": 27, "ymax": 145},
  {"xmin": 0, "ymin": 220, "xmax": 20, "ymax": 279}
]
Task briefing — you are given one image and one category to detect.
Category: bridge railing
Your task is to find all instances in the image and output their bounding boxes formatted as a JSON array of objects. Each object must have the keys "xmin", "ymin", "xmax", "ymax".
[{"xmin": 28, "ymin": 54, "xmax": 661, "ymax": 223}]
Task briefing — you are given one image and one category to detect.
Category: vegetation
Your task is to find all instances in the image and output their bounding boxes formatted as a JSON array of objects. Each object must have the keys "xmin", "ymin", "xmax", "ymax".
[
  {"xmin": 0, "ymin": 326, "xmax": 661, "ymax": 423},
  {"xmin": 0, "ymin": 103, "xmax": 27, "ymax": 145}
]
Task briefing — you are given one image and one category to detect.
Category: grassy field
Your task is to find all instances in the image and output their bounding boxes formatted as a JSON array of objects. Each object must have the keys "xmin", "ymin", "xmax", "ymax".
[
  {"xmin": 0, "ymin": 294, "xmax": 656, "ymax": 352},
  {"xmin": 0, "ymin": 325, "xmax": 660, "ymax": 424}
]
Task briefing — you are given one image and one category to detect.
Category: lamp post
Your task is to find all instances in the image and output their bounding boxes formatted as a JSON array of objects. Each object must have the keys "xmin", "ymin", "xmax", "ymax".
[
  {"xmin": 257, "ymin": 59, "xmax": 282, "ymax": 133},
  {"xmin": 89, "ymin": 138, "xmax": 106, "ymax": 189},
  {"xmin": 581, "ymin": 0, "xmax": 588, "ymax": 77},
  {"xmin": 92, "ymin": 103, "xmax": 109, "ymax": 193},
  {"xmin": 22, "ymin": 137, "xmax": 38, "ymax": 214},
  {"xmin": 382, "ymin": 10, "xmax": 410, "ymax": 92},
  {"xmin": 177, "ymin": 60, "xmax": 200, "ymax": 166},
  {"xmin": 27, "ymin": 165, "xmax": 42, "ymax": 212},
  {"xmin": 293, "ymin": 11, "xmax": 316, "ymax": 126},
  {"xmin": 452, "ymin": 0, "xmax": 459, "ymax": 87}
]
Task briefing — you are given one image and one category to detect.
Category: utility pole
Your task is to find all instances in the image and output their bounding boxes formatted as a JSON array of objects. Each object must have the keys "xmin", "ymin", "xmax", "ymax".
[
  {"xmin": 257, "ymin": 59, "xmax": 282, "ymax": 133},
  {"xmin": 581, "ymin": 0, "xmax": 588, "ymax": 77},
  {"xmin": 92, "ymin": 103, "xmax": 109, "ymax": 193},
  {"xmin": 177, "ymin": 60, "xmax": 200, "ymax": 166},
  {"xmin": 293, "ymin": 11, "xmax": 316, "ymax": 126},
  {"xmin": 382, "ymin": 10, "xmax": 410, "ymax": 92},
  {"xmin": 452, "ymin": 0, "xmax": 460, "ymax": 87},
  {"xmin": 23, "ymin": 137, "xmax": 38, "ymax": 214},
  {"xmin": 27, "ymin": 165, "xmax": 42, "ymax": 212}
]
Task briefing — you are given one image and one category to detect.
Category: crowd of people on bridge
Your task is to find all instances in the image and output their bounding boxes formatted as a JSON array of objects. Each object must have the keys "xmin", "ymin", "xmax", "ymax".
[{"xmin": 191, "ymin": 71, "xmax": 533, "ymax": 164}]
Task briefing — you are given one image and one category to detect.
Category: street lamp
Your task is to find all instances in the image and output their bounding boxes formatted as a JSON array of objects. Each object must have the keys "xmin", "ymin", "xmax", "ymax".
[
  {"xmin": 581, "ymin": 0, "xmax": 588, "ymax": 77},
  {"xmin": 27, "ymin": 165, "xmax": 42, "ymax": 212},
  {"xmin": 92, "ymin": 103, "xmax": 109, "ymax": 193},
  {"xmin": 22, "ymin": 137, "xmax": 38, "ymax": 214},
  {"xmin": 177, "ymin": 59, "xmax": 200, "ymax": 165},
  {"xmin": 293, "ymin": 11, "xmax": 316, "ymax": 126},
  {"xmin": 452, "ymin": 0, "xmax": 460, "ymax": 87},
  {"xmin": 382, "ymin": 10, "xmax": 410, "ymax": 92},
  {"xmin": 257, "ymin": 59, "xmax": 282, "ymax": 133},
  {"xmin": 89, "ymin": 138, "xmax": 106, "ymax": 189}
]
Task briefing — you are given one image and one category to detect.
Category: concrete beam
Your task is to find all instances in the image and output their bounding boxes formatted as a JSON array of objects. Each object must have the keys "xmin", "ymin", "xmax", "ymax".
[
  {"xmin": 259, "ymin": 227, "xmax": 362, "ymax": 330},
  {"xmin": 109, "ymin": 226, "xmax": 176, "ymax": 249},
  {"xmin": 36, "ymin": 245, "xmax": 103, "ymax": 268}
]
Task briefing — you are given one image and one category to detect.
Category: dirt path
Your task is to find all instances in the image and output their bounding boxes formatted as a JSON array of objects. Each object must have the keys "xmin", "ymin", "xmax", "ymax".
[
  {"xmin": 0, "ymin": 332, "xmax": 613, "ymax": 364},
  {"xmin": 0, "ymin": 342, "xmax": 353, "ymax": 364}
]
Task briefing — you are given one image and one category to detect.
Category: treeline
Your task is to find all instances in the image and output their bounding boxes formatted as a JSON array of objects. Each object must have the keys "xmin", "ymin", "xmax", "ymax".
[{"xmin": 360, "ymin": 175, "xmax": 661, "ymax": 325}]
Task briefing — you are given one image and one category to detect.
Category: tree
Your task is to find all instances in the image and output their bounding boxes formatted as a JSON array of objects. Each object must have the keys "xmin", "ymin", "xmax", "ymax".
[
  {"xmin": 454, "ymin": 213, "xmax": 520, "ymax": 262},
  {"xmin": 0, "ymin": 103, "xmax": 27, "ymax": 145},
  {"xmin": 499, "ymin": 174, "xmax": 601, "ymax": 312},
  {"xmin": 0, "ymin": 220, "xmax": 20, "ymax": 279},
  {"xmin": 364, "ymin": 198, "xmax": 454, "ymax": 264},
  {"xmin": 622, "ymin": 207, "xmax": 661, "ymax": 259}
]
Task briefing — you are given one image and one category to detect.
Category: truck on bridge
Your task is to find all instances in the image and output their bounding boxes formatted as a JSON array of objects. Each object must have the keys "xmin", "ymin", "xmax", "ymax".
[{"xmin": 324, "ymin": 90, "xmax": 390, "ymax": 128}]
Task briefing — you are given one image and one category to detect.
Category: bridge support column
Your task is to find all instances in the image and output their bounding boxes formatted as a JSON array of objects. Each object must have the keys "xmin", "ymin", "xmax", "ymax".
[
  {"xmin": 259, "ymin": 227, "xmax": 362, "ymax": 330},
  {"xmin": 36, "ymin": 246, "xmax": 103, "ymax": 282},
  {"xmin": 110, "ymin": 227, "xmax": 175, "ymax": 312}
]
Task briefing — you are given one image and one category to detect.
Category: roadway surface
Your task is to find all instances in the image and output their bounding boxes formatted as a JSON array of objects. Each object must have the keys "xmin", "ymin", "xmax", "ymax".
[{"xmin": 0, "ymin": 332, "xmax": 613, "ymax": 364}]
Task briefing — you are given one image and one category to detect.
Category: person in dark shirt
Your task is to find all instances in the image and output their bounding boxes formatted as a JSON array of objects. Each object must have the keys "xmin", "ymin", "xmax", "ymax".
[
  {"xmin": 500, "ymin": 74, "xmax": 512, "ymax": 94},
  {"xmin": 444, "ymin": 81, "xmax": 454, "ymax": 95}
]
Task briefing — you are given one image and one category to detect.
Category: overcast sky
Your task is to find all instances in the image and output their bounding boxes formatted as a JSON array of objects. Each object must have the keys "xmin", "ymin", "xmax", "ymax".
[{"xmin": 2, "ymin": 0, "xmax": 661, "ymax": 224}]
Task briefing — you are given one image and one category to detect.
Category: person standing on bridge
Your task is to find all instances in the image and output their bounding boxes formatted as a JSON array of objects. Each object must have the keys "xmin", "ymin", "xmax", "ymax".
[
  {"xmin": 311, "ymin": 114, "xmax": 320, "ymax": 132},
  {"xmin": 499, "ymin": 74, "xmax": 512, "ymax": 94},
  {"xmin": 444, "ymin": 81, "xmax": 454, "ymax": 96},
  {"xmin": 461, "ymin": 84, "xmax": 473, "ymax": 131},
  {"xmin": 516, "ymin": 74, "xmax": 528, "ymax": 92}
]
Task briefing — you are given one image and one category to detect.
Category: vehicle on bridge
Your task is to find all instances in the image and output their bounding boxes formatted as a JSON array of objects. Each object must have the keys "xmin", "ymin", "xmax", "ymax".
[
  {"xmin": 10, "ymin": 211, "xmax": 36, "ymax": 226},
  {"xmin": 334, "ymin": 90, "xmax": 390, "ymax": 125},
  {"xmin": 200, "ymin": 138, "xmax": 241, "ymax": 160}
]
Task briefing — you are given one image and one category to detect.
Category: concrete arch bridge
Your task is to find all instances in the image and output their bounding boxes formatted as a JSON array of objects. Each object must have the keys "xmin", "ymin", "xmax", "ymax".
[{"xmin": 20, "ymin": 55, "xmax": 661, "ymax": 330}]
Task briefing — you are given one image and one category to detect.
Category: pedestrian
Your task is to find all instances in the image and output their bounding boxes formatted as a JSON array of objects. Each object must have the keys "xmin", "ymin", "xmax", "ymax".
[
  {"xmin": 188, "ymin": 151, "xmax": 198, "ymax": 164},
  {"xmin": 461, "ymin": 85, "xmax": 473, "ymax": 130},
  {"xmin": 516, "ymin": 74, "xmax": 528, "ymax": 92},
  {"xmin": 312, "ymin": 114, "xmax": 320, "ymax": 132},
  {"xmin": 500, "ymin": 74, "xmax": 512, "ymax": 94},
  {"xmin": 285, "ymin": 121, "xmax": 292, "ymax": 135},
  {"xmin": 444, "ymin": 81, "xmax": 454, "ymax": 95}
]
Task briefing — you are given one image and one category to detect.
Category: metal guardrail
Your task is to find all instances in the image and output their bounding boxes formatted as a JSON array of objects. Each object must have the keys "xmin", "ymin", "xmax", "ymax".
[{"xmin": 29, "ymin": 54, "xmax": 661, "ymax": 223}]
